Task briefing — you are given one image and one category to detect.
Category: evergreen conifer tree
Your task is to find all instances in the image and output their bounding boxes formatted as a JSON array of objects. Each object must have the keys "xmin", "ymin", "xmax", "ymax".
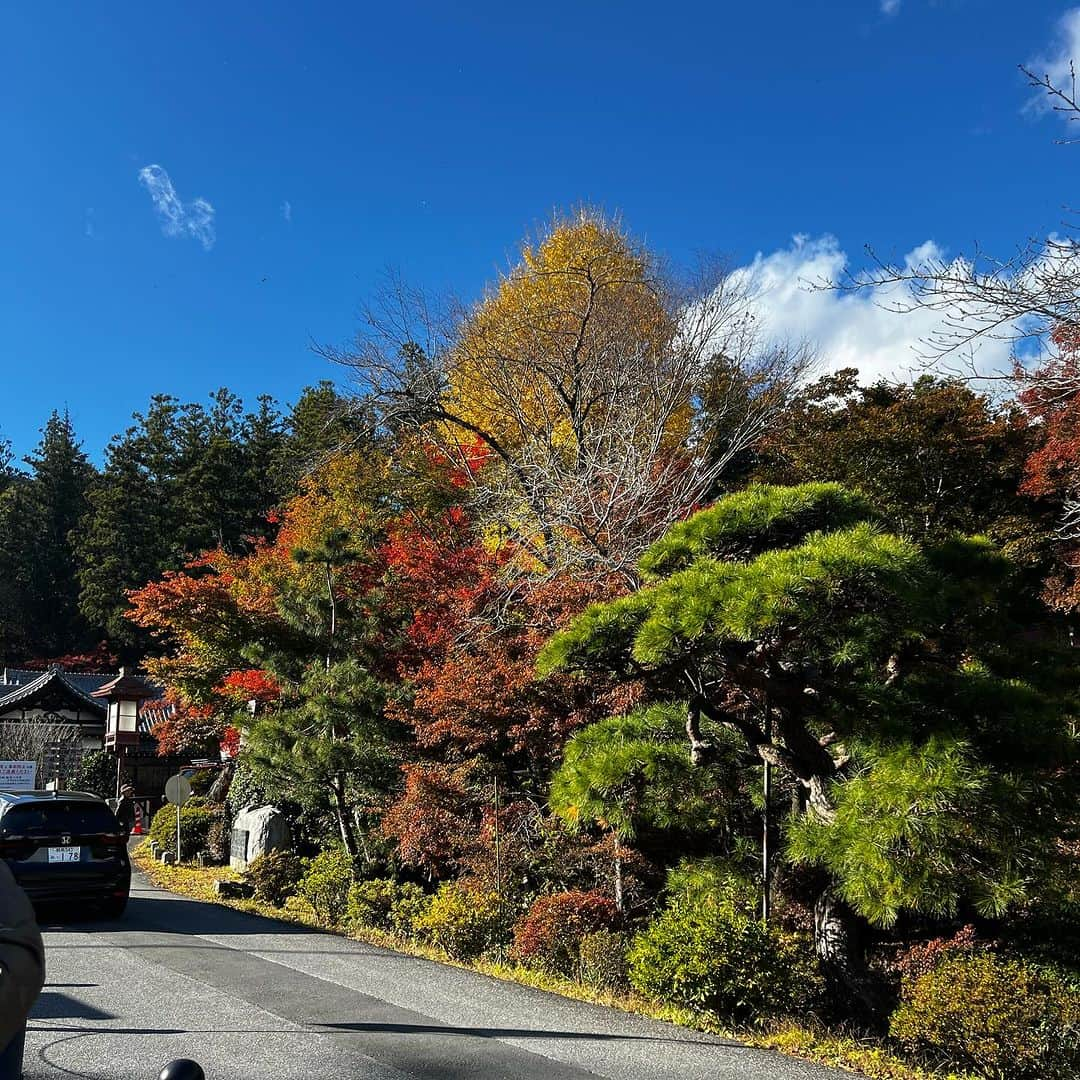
[
  {"xmin": 0, "ymin": 412, "xmax": 96, "ymax": 657},
  {"xmin": 539, "ymin": 482, "xmax": 1077, "ymax": 1018}
]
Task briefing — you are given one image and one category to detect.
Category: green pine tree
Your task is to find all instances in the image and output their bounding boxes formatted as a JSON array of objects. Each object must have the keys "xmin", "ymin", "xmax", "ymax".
[
  {"xmin": 77, "ymin": 390, "xmax": 291, "ymax": 649},
  {"xmin": 76, "ymin": 429, "xmax": 168, "ymax": 650},
  {"xmin": 539, "ymin": 482, "xmax": 1077, "ymax": 1018},
  {"xmin": 275, "ymin": 381, "xmax": 362, "ymax": 491},
  {"xmin": 13, "ymin": 412, "xmax": 97, "ymax": 655}
]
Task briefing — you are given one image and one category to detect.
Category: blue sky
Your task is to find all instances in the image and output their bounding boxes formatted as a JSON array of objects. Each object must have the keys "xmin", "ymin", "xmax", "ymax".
[{"xmin": 2, "ymin": 1, "xmax": 1077, "ymax": 462}]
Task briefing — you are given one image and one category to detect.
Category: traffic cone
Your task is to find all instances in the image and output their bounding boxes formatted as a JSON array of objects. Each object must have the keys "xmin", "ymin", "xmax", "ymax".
[{"xmin": 132, "ymin": 805, "xmax": 144, "ymax": 835}]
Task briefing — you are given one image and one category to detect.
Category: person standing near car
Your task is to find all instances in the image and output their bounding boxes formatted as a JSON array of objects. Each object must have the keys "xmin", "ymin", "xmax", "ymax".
[
  {"xmin": 115, "ymin": 783, "xmax": 136, "ymax": 838},
  {"xmin": 0, "ymin": 859, "xmax": 44, "ymax": 1080}
]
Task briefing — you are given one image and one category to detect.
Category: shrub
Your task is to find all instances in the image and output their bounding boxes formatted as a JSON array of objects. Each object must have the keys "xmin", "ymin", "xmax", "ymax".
[
  {"xmin": 283, "ymin": 894, "xmax": 315, "ymax": 921},
  {"xmin": 579, "ymin": 929, "xmax": 630, "ymax": 992},
  {"xmin": 414, "ymin": 880, "xmax": 508, "ymax": 960},
  {"xmin": 205, "ymin": 817, "xmax": 229, "ymax": 864},
  {"xmin": 627, "ymin": 864, "xmax": 817, "ymax": 1022},
  {"xmin": 347, "ymin": 878, "xmax": 430, "ymax": 935},
  {"xmin": 298, "ymin": 845, "xmax": 355, "ymax": 926},
  {"xmin": 188, "ymin": 768, "xmax": 216, "ymax": 796},
  {"xmin": 511, "ymin": 890, "xmax": 619, "ymax": 977},
  {"xmin": 70, "ymin": 749, "xmax": 113, "ymax": 798},
  {"xmin": 149, "ymin": 802, "xmax": 222, "ymax": 862},
  {"xmin": 246, "ymin": 850, "xmax": 305, "ymax": 907},
  {"xmin": 390, "ymin": 884, "xmax": 432, "ymax": 937},
  {"xmin": 225, "ymin": 759, "xmax": 264, "ymax": 818},
  {"xmin": 890, "ymin": 952, "xmax": 1080, "ymax": 1079},
  {"xmin": 891, "ymin": 924, "xmax": 981, "ymax": 982}
]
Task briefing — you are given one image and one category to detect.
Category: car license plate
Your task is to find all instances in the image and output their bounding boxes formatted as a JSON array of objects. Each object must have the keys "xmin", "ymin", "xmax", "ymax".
[{"xmin": 48, "ymin": 846, "xmax": 81, "ymax": 863}]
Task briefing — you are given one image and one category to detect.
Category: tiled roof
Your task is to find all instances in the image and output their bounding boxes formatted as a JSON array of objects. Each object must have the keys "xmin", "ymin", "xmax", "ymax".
[
  {"xmin": 1, "ymin": 668, "xmax": 161, "ymax": 696},
  {"xmin": 0, "ymin": 666, "xmax": 163, "ymax": 728}
]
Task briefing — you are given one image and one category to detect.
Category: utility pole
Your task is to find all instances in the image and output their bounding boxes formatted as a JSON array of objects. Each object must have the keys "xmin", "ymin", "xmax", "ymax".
[
  {"xmin": 493, "ymin": 773, "xmax": 502, "ymax": 899},
  {"xmin": 762, "ymin": 697, "xmax": 772, "ymax": 924},
  {"xmin": 493, "ymin": 772, "xmax": 504, "ymax": 962}
]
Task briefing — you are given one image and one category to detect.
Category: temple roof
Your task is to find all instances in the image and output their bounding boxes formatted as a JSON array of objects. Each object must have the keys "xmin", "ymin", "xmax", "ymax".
[
  {"xmin": 0, "ymin": 665, "xmax": 163, "ymax": 730},
  {"xmin": 90, "ymin": 669, "xmax": 157, "ymax": 701}
]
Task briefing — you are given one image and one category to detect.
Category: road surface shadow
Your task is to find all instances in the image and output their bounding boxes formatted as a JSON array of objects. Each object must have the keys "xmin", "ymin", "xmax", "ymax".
[
  {"xmin": 31, "ymin": 992, "xmax": 115, "ymax": 1021},
  {"xmin": 318, "ymin": 1021, "xmax": 733, "ymax": 1046},
  {"xmin": 50, "ymin": 890, "xmax": 305, "ymax": 937},
  {"xmin": 26, "ymin": 1021, "xmax": 730, "ymax": 1048}
]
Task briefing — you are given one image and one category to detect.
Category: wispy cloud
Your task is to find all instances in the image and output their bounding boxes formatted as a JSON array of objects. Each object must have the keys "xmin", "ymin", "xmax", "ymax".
[
  {"xmin": 137, "ymin": 164, "xmax": 216, "ymax": 250},
  {"xmin": 281, "ymin": 200, "xmax": 292, "ymax": 224},
  {"xmin": 880, "ymin": 0, "xmax": 901, "ymax": 16},
  {"xmin": 1025, "ymin": 8, "xmax": 1080, "ymax": 120}
]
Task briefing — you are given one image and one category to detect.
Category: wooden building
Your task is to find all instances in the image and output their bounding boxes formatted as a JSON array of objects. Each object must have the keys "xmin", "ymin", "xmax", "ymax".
[{"xmin": 0, "ymin": 664, "xmax": 169, "ymax": 794}]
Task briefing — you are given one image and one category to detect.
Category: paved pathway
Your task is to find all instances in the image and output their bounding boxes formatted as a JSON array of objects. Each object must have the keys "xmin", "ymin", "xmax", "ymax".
[{"xmin": 23, "ymin": 869, "xmax": 850, "ymax": 1080}]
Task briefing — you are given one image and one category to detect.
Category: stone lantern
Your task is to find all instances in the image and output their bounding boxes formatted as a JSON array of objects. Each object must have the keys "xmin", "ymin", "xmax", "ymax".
[{"xmin": 92, "ymin": 667, "xmax": 153, "ymax": 752}]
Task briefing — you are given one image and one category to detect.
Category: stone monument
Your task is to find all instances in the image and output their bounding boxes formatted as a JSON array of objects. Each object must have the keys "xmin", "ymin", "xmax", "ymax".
[{"xmin": 229, "ymin": 804, "xmax": 292, "ymax": 871}]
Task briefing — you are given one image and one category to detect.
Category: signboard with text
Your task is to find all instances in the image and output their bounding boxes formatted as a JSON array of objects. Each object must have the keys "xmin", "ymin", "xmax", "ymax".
[{"xmin": 0, "ymin": 760, "xmax": 37, "ymax": 789}]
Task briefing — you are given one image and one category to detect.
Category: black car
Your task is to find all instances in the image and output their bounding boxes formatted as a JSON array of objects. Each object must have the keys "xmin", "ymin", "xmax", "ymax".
[{"xmin": 0, "ymin": 790, "xmax": 130, "ymax": 917}]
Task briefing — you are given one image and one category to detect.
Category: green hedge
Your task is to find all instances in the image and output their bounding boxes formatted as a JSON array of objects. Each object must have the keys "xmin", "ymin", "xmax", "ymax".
[
  {"xmin": 627, "ymin": 864, "xmax": 819, "ymax": 1022},
  {"xmin": 347, "ymin": 878, "xmax": 430, "ymax": 935},
  {"xmin": 298, "ymin": 846, "xmax": 355, "ymax": 926},
  {"xmin": 246, "ymin": 850, "xmax": 305, "ymax": 906},
  {"xmin": 148, "ymin": 802, "xmax": 222, "ymax": 862},
  {"xmin": 579, "ymin": 929, "xmax": 630, "ymax": 992},
  {"xmin": 414, "ymin": 880, "xmax": 509, "ymax": 960}
]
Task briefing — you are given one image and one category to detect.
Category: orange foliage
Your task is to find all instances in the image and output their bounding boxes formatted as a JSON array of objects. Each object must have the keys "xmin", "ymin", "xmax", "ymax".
[
  {"xmin": 1019, "ymin": 325, "xmax": 1080, "ymax": 501},
  {"xmin": 392, "ymin": 564, "xmax": 637, "ymax": 768},
  {"xmin": 216, "ymin": 669, "xmax": 280, "ymax": 704},
  {"xmin": 379, "ymin": 508, "xmax": 640, "ymax": 872},
  {"xmin": 1018, "ymin": 324, "xmax": 1080, "ymax": 609},
  {"xmin": 148, "ymin": 693, "xmax": 218, "ymax": 757},
  {"xmin": 379, "ymin": 762, "xmax": 483, "ymax": 877},
  {"xmin": 126, "ymin": 450, "xmax": 394, "ymax": 755}
]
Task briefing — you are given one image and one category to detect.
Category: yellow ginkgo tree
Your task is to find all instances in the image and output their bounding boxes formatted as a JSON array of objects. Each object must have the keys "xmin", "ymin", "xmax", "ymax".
[{"xmin": 327, "ymin": 210, "xmax": 811, "ymax": 582}]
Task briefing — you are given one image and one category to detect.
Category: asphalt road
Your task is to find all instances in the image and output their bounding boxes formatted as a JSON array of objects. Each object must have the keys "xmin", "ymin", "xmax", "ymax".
[{"xmin": 23, "ymin": 869, "xmax": 849, "ymax": 1080}]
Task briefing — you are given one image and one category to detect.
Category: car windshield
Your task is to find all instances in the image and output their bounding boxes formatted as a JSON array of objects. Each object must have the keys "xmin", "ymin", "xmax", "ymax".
[{"xmin": 1, "ymin": 802, "xmax": 118, "ymax": 836}]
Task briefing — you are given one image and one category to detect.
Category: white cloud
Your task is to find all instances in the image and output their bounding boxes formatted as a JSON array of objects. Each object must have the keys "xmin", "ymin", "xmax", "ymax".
[
  {"xmin": 1026, "ymin": 7, "xmax": 1080, "ymax": 118},
  {"xmin": 727, "ymin": 235, "xmax": 1021, "ymax": 384},
  {"xmin": 881, "ymin": 0, "xmax": 901, "ymax": 16},
  {"xmin": 281, "ymin": 200, "xmax": 292, "ymax": 223},
  {"xmin": 137, "ymin": 164, "xmax": 216, "ymax": 250}
]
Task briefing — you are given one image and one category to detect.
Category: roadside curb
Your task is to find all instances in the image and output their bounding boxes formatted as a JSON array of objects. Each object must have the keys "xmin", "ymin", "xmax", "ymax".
[{"xmin": 131, "ymin": 846, "xmax": 962, "ymax": 1080}]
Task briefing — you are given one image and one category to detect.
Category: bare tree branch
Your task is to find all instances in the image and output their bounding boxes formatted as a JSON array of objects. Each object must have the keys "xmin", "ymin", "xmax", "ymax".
[
  {"xmin": 321, "ymin": 224, "xmax": 813, "ymax": 584},
  {"xmin": 0, "ymin": 719, "xmax": 82, "ymax": 783}
]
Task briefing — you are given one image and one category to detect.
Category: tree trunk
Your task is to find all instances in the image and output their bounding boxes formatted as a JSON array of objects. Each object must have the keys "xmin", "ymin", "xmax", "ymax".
[
  {"xmin": 207, "ymin": 760, "xmax": 234, "ymax": 805},
  {"xmin": 332, "ymin": 777, "xmax": 358, "ymax": 858},
  {"xmin": 612, "ymin": 834, "xmax": 624, "ymax": 913},
  {"xmin": 325, "ymin": 564, "xmax": 336, "ymax": 672},
  {"xmin": 814, "ymin": 887, "xmax": 889, "ymax": 1027},
  {"xmin": 355, "ymin": 811, "xmax": 372, "ymax": 865}
]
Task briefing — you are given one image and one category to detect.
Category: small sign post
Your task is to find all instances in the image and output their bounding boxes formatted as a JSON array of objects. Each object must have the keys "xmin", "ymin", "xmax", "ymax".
[{"xmin": 164, "ymin": 774, "xmax": 192, "ymax": 861}]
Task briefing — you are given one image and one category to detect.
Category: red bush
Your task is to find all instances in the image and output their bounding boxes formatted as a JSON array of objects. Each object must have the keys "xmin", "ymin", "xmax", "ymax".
[
  {"xmin": 892, "ymin": 924, "xmax": 982, "ymax": 982},
  {"xmin": 511, "ymin": 890, "xmax": 619, "ymax": 976}
]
